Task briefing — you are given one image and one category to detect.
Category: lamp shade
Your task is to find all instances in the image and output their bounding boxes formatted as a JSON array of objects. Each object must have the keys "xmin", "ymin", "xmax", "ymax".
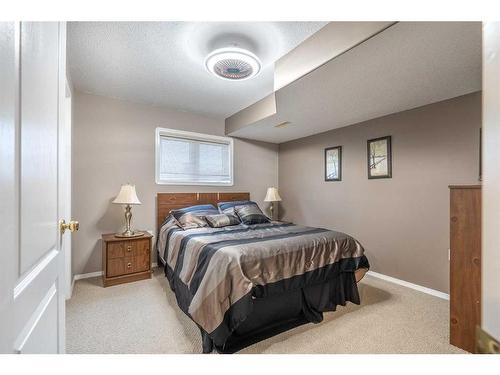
[
  {"xmin": 264, "ymin": 187, "xmax": 282, "ymax": 202},
  {"xmin": 112, "ymin": 184, "xmax": 141, "ymax": 205}
]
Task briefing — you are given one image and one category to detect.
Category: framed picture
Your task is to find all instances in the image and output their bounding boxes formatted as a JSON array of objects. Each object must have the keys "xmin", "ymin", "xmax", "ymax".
[
  {"xmin": 325, "ymin": 146, "xmax": 342, "ymax": 181},
  {"xmin": 367, "ymin": 136, "xmax": 392, "ymax": 179}
]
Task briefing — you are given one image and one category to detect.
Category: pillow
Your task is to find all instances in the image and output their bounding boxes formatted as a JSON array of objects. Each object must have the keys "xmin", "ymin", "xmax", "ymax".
[
  {"xmin": 171, "ymin": 204, "xmax": 218, "ymax": 229},
  {"xmin": 218, "ymin": 200, "xmax": 255, "ymax": 215},
  {"xmin": 205, "ymin": 214, "xmax": 240, "ymax": 228},
  {"xmin": 234, "ymin": 204, "xmax": 270, "ymax": 225},
  {"xmin": 159, "ymin": 214, "xmax": 178, "ymax": 229}
]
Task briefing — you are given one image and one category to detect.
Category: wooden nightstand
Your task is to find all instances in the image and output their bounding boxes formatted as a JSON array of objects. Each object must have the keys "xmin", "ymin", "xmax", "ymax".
[{"xmin": 101, "ymin": 232, "xmax": 153, "ymax": 287}]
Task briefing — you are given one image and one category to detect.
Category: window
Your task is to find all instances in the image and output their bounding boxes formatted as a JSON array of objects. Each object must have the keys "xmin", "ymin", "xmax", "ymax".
[{"xmin": 155, "ymin": 127, "xmax": 234, "ymax": 186}]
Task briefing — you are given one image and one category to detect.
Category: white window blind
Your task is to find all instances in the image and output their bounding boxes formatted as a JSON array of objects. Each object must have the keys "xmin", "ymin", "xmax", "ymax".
[{"xmin": 155, "ymin": 128, "xmax": 233, "ymax": 186}]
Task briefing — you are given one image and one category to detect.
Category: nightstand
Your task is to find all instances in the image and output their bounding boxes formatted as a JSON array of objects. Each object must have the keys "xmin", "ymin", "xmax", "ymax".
[{"xmin": 101, "ymin": 232, "xmax": 153, "ymax": 287}]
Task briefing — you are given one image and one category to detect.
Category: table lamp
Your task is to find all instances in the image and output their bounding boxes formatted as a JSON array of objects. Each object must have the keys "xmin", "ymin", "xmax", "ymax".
[
  {"xmin": 112, "ymin": 184, "xmax": 143, "ymax": 238},
  {"xmin": 264, "ymin": 187, "xmax": 282, "ymax": 220}
]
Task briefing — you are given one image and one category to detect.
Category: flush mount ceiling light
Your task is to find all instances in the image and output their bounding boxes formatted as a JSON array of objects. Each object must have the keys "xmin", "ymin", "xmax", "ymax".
[{"xmin": 205, "ymin": 47, "xmax": 261, "ymax": 81}]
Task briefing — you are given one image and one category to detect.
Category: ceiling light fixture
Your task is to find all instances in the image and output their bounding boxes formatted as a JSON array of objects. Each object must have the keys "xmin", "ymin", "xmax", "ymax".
[{"xmin": 205, "ymin": 47, "xmax": 261, "ymax": 81}]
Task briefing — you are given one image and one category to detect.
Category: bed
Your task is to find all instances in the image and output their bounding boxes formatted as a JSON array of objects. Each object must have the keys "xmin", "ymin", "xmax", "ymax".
[{"xmin": 156, "ymin": 192, "xmax": 369, "ymax": 353}]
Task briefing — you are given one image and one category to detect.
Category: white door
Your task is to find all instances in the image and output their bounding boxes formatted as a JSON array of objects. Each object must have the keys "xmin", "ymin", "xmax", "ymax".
[
  {"xmin": 482, "ymin": 21, "xmax": 500, "ymax": 341},
  {"xmin": 61, "ymin": 79, "xmax": 73, "ymax": 299},
  {"xmin": 0, "ymin": 22, "xmax": 74, "ymax": 353}
]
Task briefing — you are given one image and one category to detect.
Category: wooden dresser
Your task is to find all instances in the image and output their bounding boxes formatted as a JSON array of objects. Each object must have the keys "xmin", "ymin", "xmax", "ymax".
[
  {"xmin": 101, "ymin": 232, "xmax": 153, "ymax": 287},
  {"xmin": 449, "ymin": 185, "xmax": 481, "ymax": 353}
]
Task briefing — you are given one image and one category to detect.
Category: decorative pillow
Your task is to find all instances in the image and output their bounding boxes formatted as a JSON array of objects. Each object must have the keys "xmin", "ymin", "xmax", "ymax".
[
  {"xmin": 205, "ymin": 214, "xmax": 240, "ymax": 228},
  {"xmin": 234, "ymin": 204, "xmax": 270, "ymax": 225},
  {"xmin": 171, "ymin": 204, "xmax": 218, "ymax": 229},
  {"xmin": 160, "ymin": 214, "xmax": 179, "ymax": 229},
  {"xmin": 218, "ymin": 200, "xmax": 255, "ymax": 215}
]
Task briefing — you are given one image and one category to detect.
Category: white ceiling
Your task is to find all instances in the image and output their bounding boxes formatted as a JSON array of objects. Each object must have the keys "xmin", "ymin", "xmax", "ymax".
[
  {"xmin": 67, "ymin": 22, "xmax": 327, "ymax": 118},
  {"xmin": 229, "ymin": 22, "xmax": 482, "ymax": 143}
]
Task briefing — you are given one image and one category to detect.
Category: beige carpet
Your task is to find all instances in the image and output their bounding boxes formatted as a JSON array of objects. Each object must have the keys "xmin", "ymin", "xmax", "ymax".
[{"xmin": 66, "ymin": 268, "xmax": 465, "ymax": 354}]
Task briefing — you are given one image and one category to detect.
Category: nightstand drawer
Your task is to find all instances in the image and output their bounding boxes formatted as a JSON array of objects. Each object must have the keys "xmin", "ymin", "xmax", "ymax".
[
  {"xmin": 107, "ymin": 241, "xmax": 127, "ymax": 259},
  {"xmin": 135, "ymin": 253, "xmax": 150, "ymax": 273},
  {"xmin": 107, "ymin": 239, "xmax": 150, "ymax": 259},
  {"xmin": 135, "ymin": 239, "xmax": 150, "ymax": 257},
  {"xmin": 107, "ymin": 256, "xmax": 136, "ymax": 277}
]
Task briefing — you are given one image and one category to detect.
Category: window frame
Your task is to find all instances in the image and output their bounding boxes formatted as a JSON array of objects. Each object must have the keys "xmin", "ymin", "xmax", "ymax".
[{"xmin": 155, "ymin": 127, "xmax": 234, "ymax": 186}]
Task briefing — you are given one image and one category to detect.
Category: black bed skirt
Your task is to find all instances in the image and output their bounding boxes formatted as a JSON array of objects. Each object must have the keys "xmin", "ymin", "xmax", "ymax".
[
  {"xmin": 201, "ymin": 271, "xmax": 361, "ymax": 353},
  {"xmin": 162, "ymin": 253, "xmax": 368, "ymax": 353}
]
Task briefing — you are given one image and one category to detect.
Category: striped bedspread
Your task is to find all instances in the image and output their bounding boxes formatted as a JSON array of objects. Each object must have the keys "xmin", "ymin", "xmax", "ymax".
[{"xmin": 157, "ymin": 220, "xmax": 369, "ymax": 346}]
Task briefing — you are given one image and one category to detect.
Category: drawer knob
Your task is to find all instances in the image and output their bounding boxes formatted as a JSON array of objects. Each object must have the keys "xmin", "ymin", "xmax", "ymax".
[
  {"xmin": 127, "ymin": 246, "xmax": 132, "ymax": 252},
  {"xmin": 127, "ymin": 262, "xmax": 132, "ymax": 269}
]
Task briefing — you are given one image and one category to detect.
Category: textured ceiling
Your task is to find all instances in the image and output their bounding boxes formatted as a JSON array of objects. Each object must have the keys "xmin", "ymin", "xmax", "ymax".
[
  {"xmin": 67, "ymin": 22, "xmax": 327, "ymax": 118},
  {"xmin": 229, "ymin": 22, "xmax": 482, "ymax": 143}
]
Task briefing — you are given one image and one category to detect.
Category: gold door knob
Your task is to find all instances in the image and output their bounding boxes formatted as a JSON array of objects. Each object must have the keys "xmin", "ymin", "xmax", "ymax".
[{"xmin": 59, "ymin": 219, "xmax": 79, "ymax": 234}]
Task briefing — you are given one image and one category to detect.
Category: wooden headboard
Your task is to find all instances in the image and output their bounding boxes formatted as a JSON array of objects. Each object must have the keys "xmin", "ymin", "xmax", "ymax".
[{"xmin": 156, "ymin": 192, "xmax": 250, "ymax": 229}]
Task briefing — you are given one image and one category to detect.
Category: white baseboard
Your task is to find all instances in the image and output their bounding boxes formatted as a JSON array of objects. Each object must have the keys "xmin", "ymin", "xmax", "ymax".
[
  {"xmin": 70, "ymin": 265, "xmax": 448, "ymax": 301},
  {"xmin": 70, "ymin": 262, "xmax": 159, "ymax": 293},
  {"xmin": 69, "ymin": 270, "xmax": 102, "ymax": 299},
  {"xmin": 366, "ymin": 270, "xmax": 449, "ymax": 300},
  {"xmin": 74, "ymin": 270, "xmax": 103, "ymax": 280}
]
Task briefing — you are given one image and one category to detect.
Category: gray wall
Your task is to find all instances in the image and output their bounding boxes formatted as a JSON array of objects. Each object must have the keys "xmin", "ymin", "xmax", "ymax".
[
  {"xmin": 278, "ymin": 92, "xmax": 481, "ymax": 293},
  {"xmin": 72, "ymin": 91, "xmax": 278, "ymax": 275},
  {"xmin": 73, "ymin": 91, "xmax": 481, "ymax": 293}
]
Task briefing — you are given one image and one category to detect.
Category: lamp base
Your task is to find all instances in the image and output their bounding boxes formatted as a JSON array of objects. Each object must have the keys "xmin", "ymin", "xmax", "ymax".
[
  {"xmin": 116, "ymin": 204, "xmax": 144, "ymax": 238},
  {"xmin": 115, "ymin": 230, "xmax": 144, "ymax": 238},
  {"xmin": 269, "ymin": 204, "xmax": 274, "ymax": 221}
]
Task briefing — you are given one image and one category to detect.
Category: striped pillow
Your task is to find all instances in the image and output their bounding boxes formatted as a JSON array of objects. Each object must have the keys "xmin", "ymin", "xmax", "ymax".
[
  {"xmin": 171, "ymin": 204, "xmax": 218, "ymax": 229},
  {"xmin": 218, "ymin": 200, "xmax": 255, "ymax": 215},
  {"xmin": 234, "ymin": 204, "xmax": 270, "ymax": 225},
  {"xmin": 205, "ymin": 214, "xmax": 240, "ymax": 228}
]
